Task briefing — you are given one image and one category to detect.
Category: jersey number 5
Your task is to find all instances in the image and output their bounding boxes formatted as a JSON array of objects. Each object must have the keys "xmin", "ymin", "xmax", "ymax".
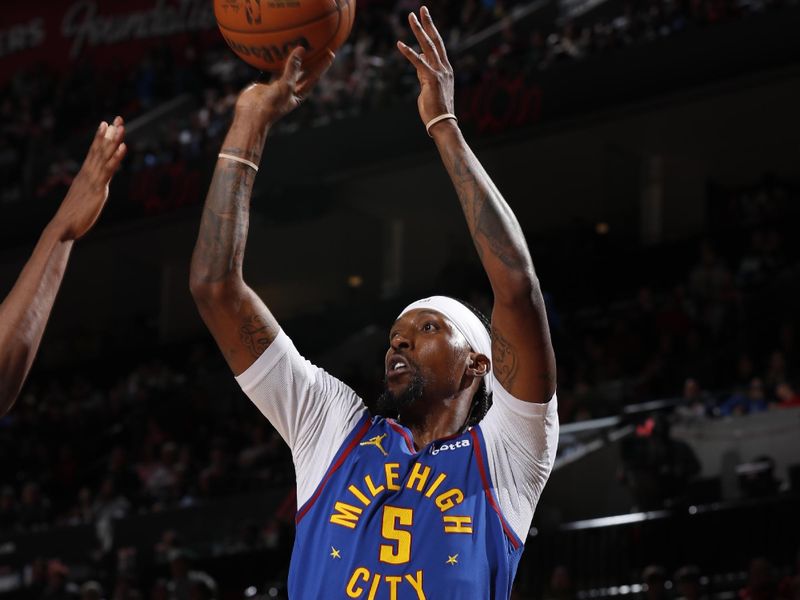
[{"xmin": 379, "ymin": 506, "xmax": 413, "ymax": 564}]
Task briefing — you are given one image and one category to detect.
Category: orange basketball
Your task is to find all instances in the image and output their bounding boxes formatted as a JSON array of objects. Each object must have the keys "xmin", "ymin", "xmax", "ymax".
[{"xmin": 214, "ymin": 0, "xmax": 355, "ymax": 73}]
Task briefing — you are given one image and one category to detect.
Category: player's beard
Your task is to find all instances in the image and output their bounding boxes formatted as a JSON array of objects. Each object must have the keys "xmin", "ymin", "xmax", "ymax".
[{"xmin": 375, "ymin": 372, "xmax": 426, "ymax": 418}]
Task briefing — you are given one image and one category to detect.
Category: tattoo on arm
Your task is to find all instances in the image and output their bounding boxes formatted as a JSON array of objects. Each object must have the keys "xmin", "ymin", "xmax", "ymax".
[
  {"xmin": 194, "ymin": 163, "xmax": 255, "ymax": 284},
  {"xmin": 491, "ymin": 325, "xmax": 519, "ymax": 389},
  {"xmin": 446, "ymin": 150, "xmax": 528, "ymax": 271},
  {"xmin": 240, "ymin": 314, "xmax": 275, "ymax": 358}
]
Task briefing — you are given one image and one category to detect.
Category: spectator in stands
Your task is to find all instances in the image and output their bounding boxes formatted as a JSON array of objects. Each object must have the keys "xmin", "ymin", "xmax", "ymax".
[
  {"xmin": 198, "ymin": 445, "xmax": 233, "ymax": 497},
  {"xmin": 17, "ymin": 481, "xmax": 51, "ymax": 531},
  {"xmin": 167, "ymin": 550, "xmax": 217, "ymax": 600},
  {"xmin": 688, "ymin": 242, "xmax": 736, "ymax": 336},
  {"xmin": 778, "ymin": 322, "xmax": 798, "ymax": 378},
  {"xmin": 144, "ymin": 442, "xmax": 179, "ymax": 505},
  {"xmin": 677, "ymin": 377, "xmax": 712, "ymax": 419},
  {"xmin": 643, "ymin": 565, "xmax": 669, "ymax": 600},
  {"xmin": 92, "ymin": 479, "xmax": 131, "ymax": 553},
  {"xmin": 238, "ymin": 423, "xmax": 279, "ymax": 472},
  {"xmin": 735, "ymin": 354, "xmax": 757, "ymax": 389},
  {"xmin": 545, "ymin": 565, "xmax": 575, "ymax": 600},
  {"xmin": 63, "ymin": 486, "xmax": 94, "ymax": 526},
  {"xmin": 675, "ymin": 565, "xmax": 705, "ymax": 600},
  {"xmin": 776, "ymin": 382, "xmax": 800, "ymax": 407},
  {"xmin": 620, "ymin": 416, "xmax": 701, "ymax": 509},
  {"xmin": 42, "ymin": 559, "xmax": 76, "ymax": 600},
  {"xmin": 766, "ymin": 351, "xmax": 788, "ymax": 391},
  {"xmin": 720, "ymin": 378, "xmax": 771, "ymax": 416},
  {"xmin": 110, "ymin": 574, "xmax": 142, "ymax": 600},
  {"xmin": 740, "ymin": 557, "xmax": 778, "ymax": 600},
  {"xmin": 154, "ymin": 530, "xmax": 183, "ymax": 564},
  {"xmin": 79, "ymin": 581, "xmax": 104, "ymax": 600}
]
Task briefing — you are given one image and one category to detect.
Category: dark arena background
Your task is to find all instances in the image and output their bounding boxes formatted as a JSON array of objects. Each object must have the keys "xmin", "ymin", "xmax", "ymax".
[{"xmin": 1, "ymin": 0, "xmax": 800, "ymax": 598}]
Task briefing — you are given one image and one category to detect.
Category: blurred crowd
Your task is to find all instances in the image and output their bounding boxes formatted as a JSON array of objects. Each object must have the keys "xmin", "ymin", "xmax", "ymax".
[
  {"xmin": 1, "ymin": 0, "xmax": 792, "ymax": 218},
  {"xmin": 553, "ymin": 225, "xmax": 800, "ymax": 422},
  {"xmin": 0, "ymin": 350, "xmax": 292, "ymax": 540},
  {"xmin": 537, "ymin": 557, "xmax": 800, "ymax": 600}
]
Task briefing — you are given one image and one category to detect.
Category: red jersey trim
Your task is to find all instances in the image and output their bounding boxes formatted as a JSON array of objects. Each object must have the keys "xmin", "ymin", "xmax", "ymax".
[
  {"xmin": 469, "ymin": 428, "xmax": 522, "ymax": 550},
  {"xmin": 295, "ymin": 415, "xmax": 372, "ymax": 525},
  {"xmin": 387, "ymin": 420, "xmax": 416, "ymax": 453}
]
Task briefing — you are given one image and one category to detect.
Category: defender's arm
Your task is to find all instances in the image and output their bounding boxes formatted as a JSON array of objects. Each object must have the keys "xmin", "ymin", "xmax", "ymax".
[{"xmin": 0, "ymin": 119, "xmax": 127, "ymax": 413}]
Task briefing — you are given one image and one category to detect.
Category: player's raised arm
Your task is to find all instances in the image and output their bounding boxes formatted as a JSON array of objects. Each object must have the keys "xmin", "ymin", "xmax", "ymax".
[
  {"xmin": 397, "ymin": 7, "xmax": 556, "ymax": 403},
  {"xmin": 0, "ymin": 118, "xmax": 127, "ymax": 414},
  {"xmin": 189, "ymin": 48, "xmax": 334, "ymax": 376}
]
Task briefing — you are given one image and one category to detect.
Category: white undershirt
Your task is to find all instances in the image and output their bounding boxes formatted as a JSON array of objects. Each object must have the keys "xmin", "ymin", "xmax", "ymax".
[{"xmin": 236, "ymin": 329, "xmax": 559, "ymax": 541}]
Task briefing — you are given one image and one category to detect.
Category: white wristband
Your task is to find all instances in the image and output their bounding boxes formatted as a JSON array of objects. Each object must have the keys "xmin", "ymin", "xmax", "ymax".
[
  {"xmin": 218, "ymin": 153, "xmax": 259, "ymax": 172},
  {"xmin": 425, "ymin": 113, "xmax": 458, "ymax": 137}
]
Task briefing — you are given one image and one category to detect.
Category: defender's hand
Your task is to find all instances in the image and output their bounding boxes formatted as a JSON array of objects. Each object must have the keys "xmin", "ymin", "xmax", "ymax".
[
  {"xmin": 396, "ymin": 6, "xmax": 455, "ymax": 128},
  {"xmin": 234, "ymin": 47, "xmax": 335, "ymax": 129},
  {"xmin": 53, "ymin": 116, "xmax": 127, "ymax": 241}
]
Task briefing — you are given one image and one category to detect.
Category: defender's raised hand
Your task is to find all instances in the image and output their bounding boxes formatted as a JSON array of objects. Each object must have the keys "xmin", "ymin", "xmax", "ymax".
[
  {"xmin": 234, "ymin": 47, "xmax": 336, "ymax": 129},
  {"xmin": 53, "ymin": 116, "xmax": 126, "ymax": 241},
  {"xmin": 1, "ymin": 115, "xmax": 128, "ymax": 414},
  {"xmin": 397, "ymin": 6, "xmax": 455, "ymax": 130}
]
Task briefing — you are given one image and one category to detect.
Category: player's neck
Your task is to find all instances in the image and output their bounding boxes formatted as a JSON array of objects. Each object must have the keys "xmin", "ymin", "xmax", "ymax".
[{"xmin": 398, "ymin": 392, "xmax": 472, "ymax": 450}]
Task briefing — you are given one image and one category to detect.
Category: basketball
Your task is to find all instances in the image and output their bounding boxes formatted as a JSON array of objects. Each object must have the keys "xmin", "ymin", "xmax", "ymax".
[{"xmin": 214, "ymin": 0, "xmax": 356, "ymax": 72}]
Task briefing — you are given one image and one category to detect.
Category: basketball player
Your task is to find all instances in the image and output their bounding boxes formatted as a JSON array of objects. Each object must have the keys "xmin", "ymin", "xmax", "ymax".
[
  {"xmin": 0, "ymin": 118, "xmax": 126, "ymax": 415},
  {"xmin": 190, "ymin": 9, "xmax": 557, "ymax": 598}
]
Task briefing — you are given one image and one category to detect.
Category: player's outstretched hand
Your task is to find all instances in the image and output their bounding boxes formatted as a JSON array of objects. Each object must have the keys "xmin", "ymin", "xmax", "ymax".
[
  {"xmin": 52, "ymin": 116, "xmax": 127, "ymax": 241},
  {"xmin": 234, "ymin": 47, "xmax": 336, "ymax": 128},
  {"xmin": 397, "ymin": 6, "xmax": 455, "ymax": 128}
]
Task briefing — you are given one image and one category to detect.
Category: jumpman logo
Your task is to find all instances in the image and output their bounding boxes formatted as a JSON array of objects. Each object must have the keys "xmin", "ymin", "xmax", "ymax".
[{"xmin": 360, "ymin": 434, "xmax": 389, "ymax": 456}]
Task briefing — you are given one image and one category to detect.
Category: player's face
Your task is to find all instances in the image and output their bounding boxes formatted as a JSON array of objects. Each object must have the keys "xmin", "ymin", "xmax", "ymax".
[{"xmin": 381, "ymin": 309, "xmax": 472, "ymax": 411}]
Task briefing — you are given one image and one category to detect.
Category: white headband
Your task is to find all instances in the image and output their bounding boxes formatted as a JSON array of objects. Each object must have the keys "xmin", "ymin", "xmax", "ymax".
[{"xmin": 398, "ymin": 296, "xmax": 493, "ymax": 393}]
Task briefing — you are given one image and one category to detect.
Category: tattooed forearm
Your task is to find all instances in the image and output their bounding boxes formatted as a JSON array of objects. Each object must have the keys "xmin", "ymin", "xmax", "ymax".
[
  {"xmin": 444, "ymin": 148, "xmax": 530, "ymax": 273},
  {"xmin": 240, "ymin": 314, "xmax": 275, "ymax": 358},
  {"xmin": 192, "ymin": 163, "xmax": 255, "ymax": 284},
  {"xmin": 435, "ymin": 127, "xmax": 557, "ymax": 402}
]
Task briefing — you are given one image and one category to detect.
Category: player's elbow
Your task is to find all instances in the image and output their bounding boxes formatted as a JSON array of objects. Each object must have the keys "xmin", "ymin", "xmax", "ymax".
[
  {"xmin": 189, "ymin": 273, "xmax": 245, "ymax": 307},
  {"xmin": 493, "ymin": 267, "xmax": 541, "ymax": 307}
]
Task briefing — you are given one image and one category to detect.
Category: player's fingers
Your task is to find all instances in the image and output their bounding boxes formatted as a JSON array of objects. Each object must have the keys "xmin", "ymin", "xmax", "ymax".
[
  {"xmin": 408, "ymin": 11, "xmax": 441, "ymax": 68},
  {"xmin": 96, "ymin": 121, "xmax": 109, "ymax": 140},
  {"xmin": 281, "ymin": 46, "xmax": 306, "ymax": 88},
  {"xmin": 112, "ymin": 115, "xmax": 124, "ymax": 128},
  {"xmin": 397, "ymin": 41, "xmax": 432, "ymax": 74},
  {"xmin": 87, "ymin": 121, "xmax": 109, "ymax": 160},
  {"xmin": 100, "ymin": 123, "xmax": 125, "ymax": 161},
  {"xmin": 420, "ymin": 6, "xmax": 451, "ymax": 68},
  {"xmin": 296, "ymin": 50, "xmax": 335, "ymax": 99},
  {"xmin": 103, "ymin": 142, "xmax": 127, "ymax": 178}
]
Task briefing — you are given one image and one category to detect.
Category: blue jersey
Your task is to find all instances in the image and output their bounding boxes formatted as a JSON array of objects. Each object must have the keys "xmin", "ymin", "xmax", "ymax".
[{"xmin": 288, "ymin": 414, "xmax": 524, "ymax": 599}]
